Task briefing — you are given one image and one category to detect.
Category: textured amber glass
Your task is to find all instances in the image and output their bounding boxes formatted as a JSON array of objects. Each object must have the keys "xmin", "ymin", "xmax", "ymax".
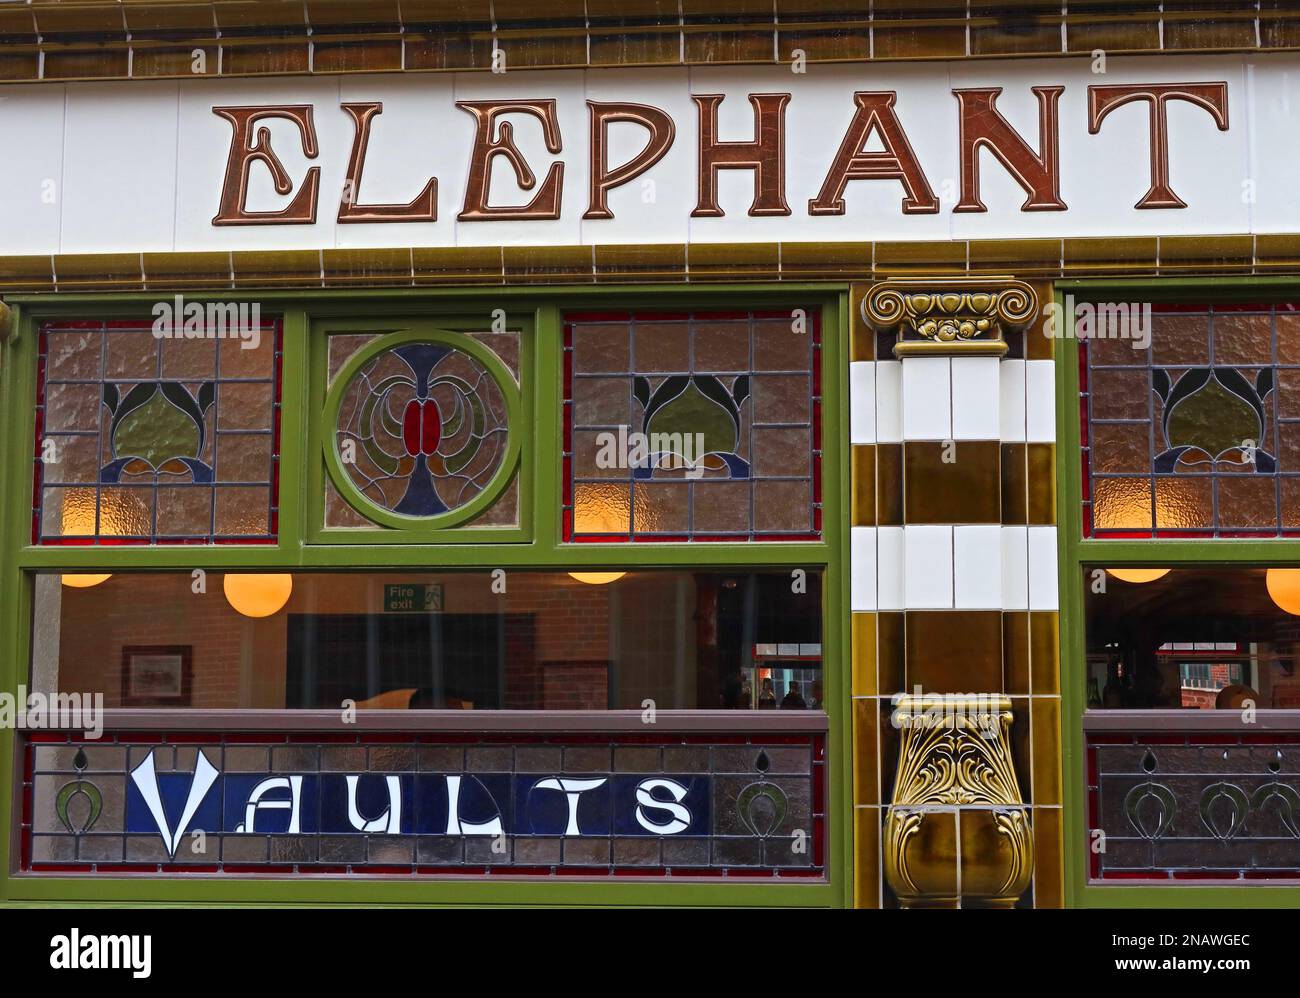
[
  {"xmin": 35, "ymin": 319, "xmax": 281, "ymax": 544},
  {"xmin": 564, "ymin": 311, "xmax": 821, "ymax": 541}
]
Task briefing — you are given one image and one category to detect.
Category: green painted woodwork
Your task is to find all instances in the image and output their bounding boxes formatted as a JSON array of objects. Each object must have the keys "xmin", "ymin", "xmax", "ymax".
[
  {"xmin": 0, "ymin": 284, "xmax": 850, "ymax": 908},
  {"xmin": 1055, "ymin": 277, "xmax": 1300, "ymax": 909}
]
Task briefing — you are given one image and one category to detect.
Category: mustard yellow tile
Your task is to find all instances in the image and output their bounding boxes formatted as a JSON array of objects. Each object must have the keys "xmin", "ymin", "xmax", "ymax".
[
  {"xmin": 854, "ymin": 806, "xmax": 881, "ymax": 908},
  {"xmin": 852, "ymin": 612, "xmax": 877, "ymax": 697}
]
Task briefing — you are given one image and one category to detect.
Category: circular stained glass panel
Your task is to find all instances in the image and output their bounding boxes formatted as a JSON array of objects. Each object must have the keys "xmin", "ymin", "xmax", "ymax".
[{"xmin": 332, "ymin": 338, "xmax": 513, "ymax": 523}]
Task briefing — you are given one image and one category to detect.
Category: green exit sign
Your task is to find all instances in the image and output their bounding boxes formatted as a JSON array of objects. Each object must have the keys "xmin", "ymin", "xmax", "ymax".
[{"xmin": 383, "ymin": 583, "xmax": 444, "ymax": 612}]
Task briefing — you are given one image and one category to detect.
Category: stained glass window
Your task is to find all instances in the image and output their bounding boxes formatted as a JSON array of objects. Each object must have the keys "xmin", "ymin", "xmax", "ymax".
[
  {"xmin": 563, "ymin": 311, "xmax": 821, "ymax": 541},
  {"xmin": 324, "ymin": 331, "xmax": 519, "ymax": 529},
  {"xmin": 34, "ymin": 319, "xmax": 281, "ymax": 544},
  {"xmin": 1081, "ymin": 302, "xmax": 1300, "ymax": 537}
]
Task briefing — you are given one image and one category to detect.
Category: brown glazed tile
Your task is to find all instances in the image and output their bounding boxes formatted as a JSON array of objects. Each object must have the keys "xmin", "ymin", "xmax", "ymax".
[
  {"xmin": 1163, "ymin": 4, "xmax": 1257, "ymax": 49},
  {"xmin": 0, "ymin": 6, "xmax": 37, "ymax": 42},
  {"xmin": 1158, "ymin": 235, "xmax": 1254, "ymax": 274},
  {"xmin": 850, "ymin": 282, "xmax": 875, "ymax": 361},
  {"xmin": 143, "ymin": 252, "xmax": 233, "ymax": 290},
  {"xmin": 223, "ymin": 43, "xmax": 312, "ymax": 76},
  {"xmin": 593, "ymin": 244, "xmax": 687, "ymax": 282},
  {"xmin": 967, "ymin": 239, "xmax": 1062, "ymax": 279},
  {"xmin": 404, "ymin": 29, "xmax": 494, "ymax": 71},
  {"xmin": 412, "ymin": 247, "xmax": 504, "ymax": 284},
  {"xmin": 878, "ymin": 698, "xmax": 901, "ymax": 802},
  {"xmin": 905, "ymin": 610, "xmax": 1003, "ymax": 694},
  {"xmin": 1026, "ymin": 442, "xmax": 1056, "ymax": 524},
  {"xmin": 852, "ymin": 612, "xmax": 877, "ymax": 697},
  {"xmin": 687, "ymin": 242, "xmax": 781, "ymax": 280},
  {"xmin": 125, "ymin": 3, "xmax": 219, "ymax": 35},
  {"xmin": 1001, "ymin": 442, "xmax": 1028, "ymax": 525},
  {"xmin": 1023, "ymin": 279, "xmax": 1056, "ymax": 360},
  {"xmin": 852, "ymin": 444, "xmax": 876, "ymax": 527},
  {"xmin": 969, "ymin": 2, "xmax": 1063, "ymax": 56},
  {"xmin": 215, "ymin": 1, "xmax": 309, "ymax": 32},
  {"xmin": 1064, "ymin": 3, "xmax": 1161, "ymax": 53},
  {"xmin": 0, "ymin": 255, "xmax": 55, "ymax": 292},
  {"xmin": 1261, "ymin": 0, "xmax": 1300, "ymax": 48},
  {"xmin": 876, "ymin": 442, "xmax": 903, "ymax": 526},
  {"xmin": 781, "ymin": 242, "xmax": 872, "ymax": 280},
  {"xmin": 854, "ymin": 806, "xmax": 881, "ymax": 908},
  {"xmin": 313, "ymin": 40, "xmax": 405, "ymax": 74},
  {"xmin": 1003, "ymin": 610, "xmax": 1031, "ymax": 695},
  {"xmin": 777, "ymin": 25, "xmax": 873, "ymax": 63},
  {"xmin": 1032, "ymin": 806, "xmax": 1064, "ymax": 908},
  {"xmin": 875, "ymin": 240, "xmax": 967, "ymax": 276},
  {"xmin": 682, "ymin": 0, "xmax": 776, "ymax": 63},
  {"xmin": 1256, "ymin": 234, "xmax": 1300, "ymax": 272},
  {"xmin": 43, "ymin": 50, "xmax": 132, "ymax": 80},
  {"xmin": 132, "ymin": 46, "xmax": 219, "ymax": 79},
  {"xmin": 872, "ymin": 3, "xmax": 967, "ymax": 59},
  {"xmin": 878, "ymin": 611, "xmax": 905, "ymax": 695},
  {"xmin": 231, "ymin": 250, "xmax": 322, "ymax": 287},
  {"xmin": 587, "ymin": 0, "xmax": 682, "ymax": 65},
  {"xmin": 306, "ymin": 0, "xmax": 402, "ymax": 29},
  {"xmin": 322, "ymin": 248, "xmax": 414, "ymax": 286},
  {"xmin": 0, "ymin": 52, "xmax": 40, "ymax": 81},
  {"xmin": 33, "ymin": 5, "xmax": 128, "ymax": 37},
  {"xmin": 1010, "ymin": 695, "xmax": 1033, "ymax": 802},
  {"xmin": 904, "ymin": 440, "xmax": 1001, "ymax": 524},
  {"xmin": 853, "ymin": 697, "xmax": 880, "ymax": 806},
  {"xmin": 503, "ymin": 245, "xmax": 595, "ymax": 284},
  {"xmin": 54, "ymin": 254, "xmax": 144, "ymax": 290},
  {"xmin": 1063, "ymin": 236, "xmax": 1159, "ymax": 275},
  {"xmin": 1031, "ymin": 697, "xmax": 1062, "ymax": 805},
  {"xmin": 1030, "ymin": 611, "xmax": 1060, "ymax": 695}
]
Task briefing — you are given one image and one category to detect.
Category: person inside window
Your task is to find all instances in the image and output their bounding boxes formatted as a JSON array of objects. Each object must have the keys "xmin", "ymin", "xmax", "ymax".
[{"xmin": 781, "ymin": 682, "xmax": 806, "ymax": 710}]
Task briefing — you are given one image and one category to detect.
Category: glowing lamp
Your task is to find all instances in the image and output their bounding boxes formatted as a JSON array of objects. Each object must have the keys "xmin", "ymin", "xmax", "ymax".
[
  {"xmin": 223, "ymin": 574, "xmax": 293, "ymax": 618},
  {"xmin": 1105, "ymin": 568, "xmax": 1171, "ymax": 584},
  {"xmin": 1267, "ymin": 568, "xmax": 1300, "ymax": 616},
  {"xmin": 60, "ymin": 574, "xmax": 111, "ymax": 589},
  {"xmin": 567, "ymin": 572, "xmax": 626, "ymax": 585}
]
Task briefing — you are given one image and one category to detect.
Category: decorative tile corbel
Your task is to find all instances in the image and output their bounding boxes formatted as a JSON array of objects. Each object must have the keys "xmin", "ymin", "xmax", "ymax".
[{"xmin": 862, "ymin": 277, "xmax": 1038, "ymax": 358}]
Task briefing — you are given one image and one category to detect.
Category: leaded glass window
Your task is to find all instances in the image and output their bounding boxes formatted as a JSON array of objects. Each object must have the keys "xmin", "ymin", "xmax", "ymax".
[
  {"xmin": 1081, "ymin": 302, "xmax": 1300, "ymax": 537},
  {"xmin": 322, "ymin": 330, "xmax": 521, "ymax": 529},
  {"xmin": 563, "ymin": 310, "xmax": 822, "ymax": 541},
  {"xmin": 34, "ymin": 319, "xmax": 281, "ymax": 544}
]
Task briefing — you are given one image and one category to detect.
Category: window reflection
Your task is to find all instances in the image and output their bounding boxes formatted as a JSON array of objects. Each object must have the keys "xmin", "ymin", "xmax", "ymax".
[
  {"xmin": 1085, "ymin": 566, "xmax": 1300, "ymax": 709},
  {"xmin": 32, "ymin": 570, "xmax": 822, "ymax": 711}
]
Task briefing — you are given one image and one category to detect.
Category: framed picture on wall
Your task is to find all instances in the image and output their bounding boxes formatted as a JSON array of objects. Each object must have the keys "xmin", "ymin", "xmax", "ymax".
[{"xmin": 121, "ymin": 646, "xmax": 192, "ymax": 706}]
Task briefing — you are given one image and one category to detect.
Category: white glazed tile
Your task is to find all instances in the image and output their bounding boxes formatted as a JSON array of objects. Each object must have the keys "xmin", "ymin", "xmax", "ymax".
[
  {"xmin": 904, "ymin": 525, "xmax": 953, "ymax": 609},
  {"xmin": 0, "ymin": 84, "xmax": 66, "ymax": 254},
  {"xmin": 999, "ymin": 359, "xmax": 1027, "ymax": 443},
  {"xmin": 1025, "ymin": 360, "xmax": 1056, "ymax": 443},
  {"xmin": 1000, "ymin": 526, "xmax": 1029, "ymax": 611},
  {"xmin": 62, "ymin": 81, "xmax": 179, "ymax": 253},
  {"xmin": 1028, "ymin": 525, "xmax": 1059, "ymax": 611},
  {"xmin": 875, "ymin": 360, "xmax": 903, "ymax": 443},
  {"xmin": 953, "ymin": 525, "xmax": 1002, "ymax": 609},
  {"xmin": 877, "ymin": 525, "xmax": 905, "ymax": 611},
  {"xmin": 901, "ymin": 357, "xmax": 951, "ymax": 441},
  {"xmin": 850, "ymin": 360, "xmax": 876, "ymax": 444},
  {"xmin": 950, "ymin": 356, "xmax": 1000, "ymax": 441},
  {"xmin": 851, "ymin": 526, "xmax": 877, "ymax": 611}
]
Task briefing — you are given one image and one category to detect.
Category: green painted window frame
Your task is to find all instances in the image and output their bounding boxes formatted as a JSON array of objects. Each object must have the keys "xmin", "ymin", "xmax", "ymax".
[
  {"xmin": 1056, "ymin": 277, "xmax": 1300, "ymax": 909},
  {"xmin": 0, "ymin": 285, "xmax": 852, "ymax": 908}
]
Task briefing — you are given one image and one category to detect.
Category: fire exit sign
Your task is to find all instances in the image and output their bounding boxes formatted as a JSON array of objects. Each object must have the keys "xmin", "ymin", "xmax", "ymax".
[{"xmin": 383, "ymin": 583, "xmax": 444, "ymax": 612}]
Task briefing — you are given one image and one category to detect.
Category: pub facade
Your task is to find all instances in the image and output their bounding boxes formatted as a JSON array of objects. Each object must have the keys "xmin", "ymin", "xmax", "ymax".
[{"xmin": 0, "ymin": 0, "xmax": 1297, "ymax": 908}]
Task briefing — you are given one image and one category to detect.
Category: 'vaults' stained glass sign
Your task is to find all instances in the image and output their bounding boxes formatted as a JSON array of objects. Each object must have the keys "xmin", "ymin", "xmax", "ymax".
[
  {"xmin": 1081, "ymin": 303, "xmax": 1300, "ymax": 537},
  {"xmin": 563, "ymin": 311, "xmax": 822, "ymax": 542},
  {"xmin": 23, "ymin": 733, "xmax": 825, "ymax": 878},
  {"xmin": 34, "ymin": 319, "xmax": 282, "ymax": 544}
]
